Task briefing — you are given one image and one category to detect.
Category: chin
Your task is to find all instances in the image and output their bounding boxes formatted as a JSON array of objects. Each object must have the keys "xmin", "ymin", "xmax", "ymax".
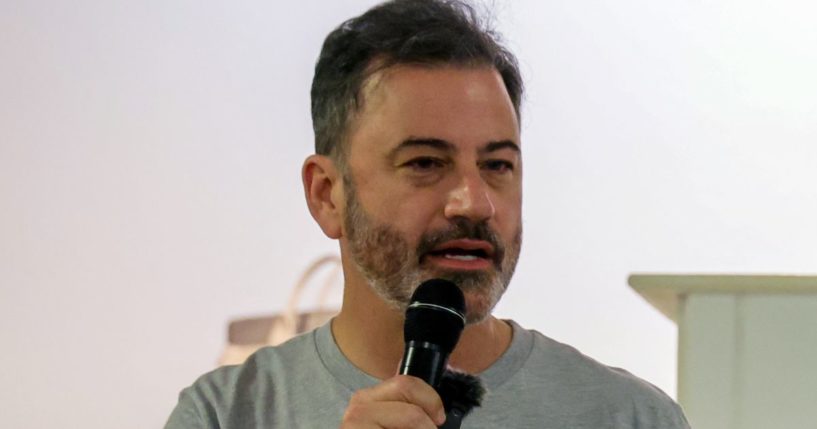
[
  {"xmin": 420, "ymin": 268, "xmax": 505, "ymax": 324},
  {"xmin": 463, "ymin": 292, "xmax": 498, "ymax": 324}
]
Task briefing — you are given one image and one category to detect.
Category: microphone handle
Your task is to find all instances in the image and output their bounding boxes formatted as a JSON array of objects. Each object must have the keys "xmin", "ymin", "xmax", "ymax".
[
  {"xmin": 399, "ymin": 341, "xmax": 447, "ymax": 388},
  {"xmin": 439, "ymin": 409, "xmax": 465, "ymax": 429}
]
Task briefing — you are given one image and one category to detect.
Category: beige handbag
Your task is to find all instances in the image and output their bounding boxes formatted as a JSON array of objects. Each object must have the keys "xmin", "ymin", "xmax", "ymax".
[{"xmin": 218, "ymin": 255, "xmax": 342, "ymax": 366}]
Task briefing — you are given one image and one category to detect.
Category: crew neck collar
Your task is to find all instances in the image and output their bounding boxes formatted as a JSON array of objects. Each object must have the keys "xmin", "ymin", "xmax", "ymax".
[{"xmin": 313, "ymin": 319, "xmax": 534, "ymax": 392}]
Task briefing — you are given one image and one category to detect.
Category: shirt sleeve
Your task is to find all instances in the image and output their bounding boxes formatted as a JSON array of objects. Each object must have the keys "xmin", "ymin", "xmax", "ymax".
[{"xmin": 164, "ymin": 388, "xmax": 210, "ymax": 429}]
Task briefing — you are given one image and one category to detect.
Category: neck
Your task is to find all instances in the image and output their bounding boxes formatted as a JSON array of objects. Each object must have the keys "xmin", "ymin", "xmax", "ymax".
[
  {"xmin": 331, "ymin": 268, "xmax": 512, "ymax": 379},
  {"xmin": 449, "ymin": 316, "xmax": 513, "ymax": 373}
]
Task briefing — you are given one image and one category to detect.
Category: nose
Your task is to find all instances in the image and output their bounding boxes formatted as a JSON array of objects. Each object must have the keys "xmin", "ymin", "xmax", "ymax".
[{"xmin": 444, "ymin": 171, "xmax": 496, "ymax": 222}]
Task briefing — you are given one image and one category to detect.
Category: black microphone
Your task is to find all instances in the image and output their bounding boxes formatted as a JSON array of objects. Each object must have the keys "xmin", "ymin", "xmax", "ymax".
[{"xmin": 399, "ymin": 278, "xmax": 466, "ymax": 388}]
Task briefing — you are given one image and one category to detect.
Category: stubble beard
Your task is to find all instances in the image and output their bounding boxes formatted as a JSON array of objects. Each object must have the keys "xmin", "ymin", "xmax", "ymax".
[{"xmin": 343, "ymin": 174, "xmax": 522, "ymax": 324}]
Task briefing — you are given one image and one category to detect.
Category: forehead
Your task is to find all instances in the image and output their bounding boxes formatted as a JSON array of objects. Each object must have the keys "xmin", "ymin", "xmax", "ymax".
[{"xmin": 346, "ymin": 64, "xmax": 520, "ymax": 155}]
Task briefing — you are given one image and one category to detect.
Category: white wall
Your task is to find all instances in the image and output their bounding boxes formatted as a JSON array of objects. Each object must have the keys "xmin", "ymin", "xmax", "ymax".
[{"xmin": 1, "ymin": 1, "xmax": 815, "ymax": 428}]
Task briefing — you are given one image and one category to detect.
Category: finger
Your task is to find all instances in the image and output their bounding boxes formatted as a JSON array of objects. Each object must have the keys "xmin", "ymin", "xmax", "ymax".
[
  {"xmin": 356, "ymin": 375, "xmax": 446, "ymax": 425},
  {"xmin": 342, "ymin": 400, "xmax": 438, "ymax": 429}
]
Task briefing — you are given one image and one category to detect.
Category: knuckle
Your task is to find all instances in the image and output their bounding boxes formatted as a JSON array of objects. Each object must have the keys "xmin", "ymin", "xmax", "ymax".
[
  {"xmin": 348, "ymin": 387, "xmax": 372, "ymax": 404},
  {"xmin": 341, "ymin": 401, "xmax": 367, "ymax": 424},
  {"xmin": 349, "ymin": 390, "xmax": 364, "ymax": 403},
  {"xmin": 404, "ymin": 405, "xmax": 432, "ymax": 427},
  {"xmin": 342, "ymin": 392, "xmax": 372, "ymax": 424},
  {"xmin": 391, "ymin": 374, "xmax": 416, "ymax": 392},
  {"xmin": 340, "ymin": 409, "xmax": 357, "ymax": 424}
]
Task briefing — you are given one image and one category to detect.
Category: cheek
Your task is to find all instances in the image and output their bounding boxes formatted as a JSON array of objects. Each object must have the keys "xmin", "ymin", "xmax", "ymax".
[
  {"xmin": 492, "ymin": 188, "xmax": 522, "ymax": 217},
  {"xmin": 362, "ymin": 184, "xmax": 445, "ymax": 225},
  {"xmin": 389, "ymin": 202, "xmax": 440, "ymax": 241},
  {"xmin": 495, "ymin": 198, "xmax": 522, "ymax": 243}
]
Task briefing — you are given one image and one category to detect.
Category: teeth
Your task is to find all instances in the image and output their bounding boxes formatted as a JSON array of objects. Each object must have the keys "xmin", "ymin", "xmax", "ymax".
[{"xmin": 444, "ymin": 254, "xmax": 478, "ymax": 261}]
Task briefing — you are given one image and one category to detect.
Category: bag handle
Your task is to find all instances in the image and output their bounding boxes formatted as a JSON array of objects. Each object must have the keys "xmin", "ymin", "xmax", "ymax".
[{"xmin": 265, "ymin": 254, "xmax": 341, "ymax": 343}]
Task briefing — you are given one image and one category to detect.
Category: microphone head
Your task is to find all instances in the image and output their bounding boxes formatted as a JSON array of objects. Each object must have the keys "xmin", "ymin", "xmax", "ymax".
[{"xmin": 404, "ymin": 278, "xmax": 466, "ymax": 354}]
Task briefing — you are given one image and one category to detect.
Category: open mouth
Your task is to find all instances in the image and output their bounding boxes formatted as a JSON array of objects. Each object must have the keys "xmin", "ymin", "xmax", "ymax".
[
  {"xmin": 424, "ymin": 239, "xmax": 496, "ymax": 268},
  {"xmin": 428, "ymin": 247, "xmax": 490, "ymax": 261}
]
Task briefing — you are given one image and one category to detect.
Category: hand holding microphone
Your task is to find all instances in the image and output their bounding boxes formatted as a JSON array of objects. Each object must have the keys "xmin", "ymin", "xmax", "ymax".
[
  {"xmin": 340, "ymin": 375, "xmax": 447, "ymax": 428},
  {"xmin": 340, "ymin": 279, "xmax": 482, "ymax": 429},
  {"xmin": 400, "ymin": 279, "xmax": 485, "ymax": 429}
]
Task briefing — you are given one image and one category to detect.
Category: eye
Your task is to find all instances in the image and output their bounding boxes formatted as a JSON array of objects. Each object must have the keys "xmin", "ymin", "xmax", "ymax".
[
  {"xmin": 403, "ymin": 157, "xmax": 446, "ymax": 172},
  {"xmin": 482, "ymin": 159, "xmax": 515, "ymax": 174}
]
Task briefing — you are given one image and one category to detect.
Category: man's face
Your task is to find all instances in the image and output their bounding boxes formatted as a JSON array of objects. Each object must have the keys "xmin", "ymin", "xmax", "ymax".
[{"xmin": 341, "ymin": 65, "xmax": 522, "ymax": 323}]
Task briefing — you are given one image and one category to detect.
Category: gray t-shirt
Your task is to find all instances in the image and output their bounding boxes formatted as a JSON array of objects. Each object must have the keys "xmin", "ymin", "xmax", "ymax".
[{"xmin": 166, "ymin": 321, "xmax": 689, "ymax": 428}]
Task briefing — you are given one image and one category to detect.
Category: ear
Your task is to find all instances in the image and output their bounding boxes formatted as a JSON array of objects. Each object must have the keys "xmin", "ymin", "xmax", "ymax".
[{"xmin": 302, "ymin": 154, "xmax": 344, "ymax": 239}]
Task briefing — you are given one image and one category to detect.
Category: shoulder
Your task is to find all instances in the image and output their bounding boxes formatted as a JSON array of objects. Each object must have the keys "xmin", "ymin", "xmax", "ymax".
[
  {"xmin": 192, "ymin": 330, "xmax": 315, "ymax": 398},
  {"xmin": 512, "ymin": 323, "xmax": 689, "ymax": 427},
  {"xmin": 523, "ymin": 327, "xmax": 658, "ymax": 391},
  {"xmin": 164, "ymin": 331, "xmax": 319, "ymax": 429}
]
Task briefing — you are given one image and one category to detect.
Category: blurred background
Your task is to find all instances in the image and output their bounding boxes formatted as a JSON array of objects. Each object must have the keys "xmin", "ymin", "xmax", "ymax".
[{"xmin": 1, "ymin": 0, "xmax": 815, "ymax": 428}]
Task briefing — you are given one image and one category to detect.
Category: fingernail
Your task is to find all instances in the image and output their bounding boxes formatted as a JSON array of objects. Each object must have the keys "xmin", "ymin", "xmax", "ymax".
[{"xmin": 437, "ymin": 410, "xmax": 446, "ymax": 425}]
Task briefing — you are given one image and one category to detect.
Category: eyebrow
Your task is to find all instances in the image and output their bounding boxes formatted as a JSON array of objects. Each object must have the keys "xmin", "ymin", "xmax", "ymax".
[
  {"xmin": 390, "ymin": 138, "xmax": 454, "ymax": 155},
  {"xmin": 482, "ymin": 140, "xmax": 520, "ymax": 154},
  {"xmin": 389, "ymin": 137, "xmax": 520, "ymax": 158}
]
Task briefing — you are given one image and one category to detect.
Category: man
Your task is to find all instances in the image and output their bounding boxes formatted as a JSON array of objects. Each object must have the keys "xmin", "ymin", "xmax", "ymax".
[{"xmin": 166, "ymin": 0, "xmax": 690, "ymax": 427}]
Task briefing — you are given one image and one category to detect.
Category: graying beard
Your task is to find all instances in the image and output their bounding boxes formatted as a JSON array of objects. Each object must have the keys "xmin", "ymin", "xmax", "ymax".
[
  {"xmin": 342, "ymin": 172, "xmax": 522, "ymax": 323},
  {"xmin": 343, "ymin": 174, "xmax": 416, "ymax": 310}
]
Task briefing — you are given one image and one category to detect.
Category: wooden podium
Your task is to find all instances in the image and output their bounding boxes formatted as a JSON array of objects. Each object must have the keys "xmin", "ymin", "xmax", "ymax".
[{"xmin": 628, "ymin": 275, "xmax": 817, "ymax": 429}]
